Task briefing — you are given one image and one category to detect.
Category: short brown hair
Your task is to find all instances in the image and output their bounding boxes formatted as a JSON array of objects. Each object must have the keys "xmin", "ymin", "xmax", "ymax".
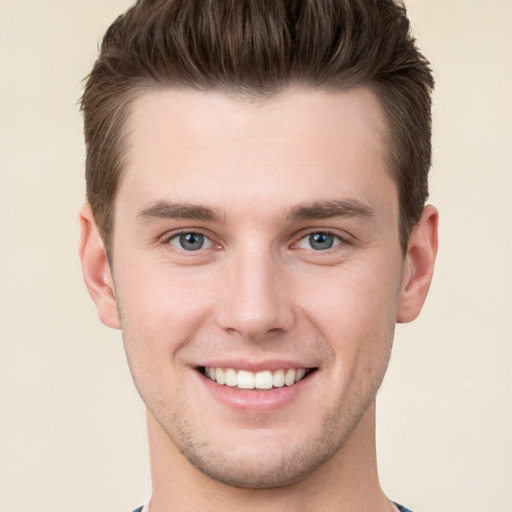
[{"xmin": 81, "ymin": 0, "xmax": 434, "ymax": 254}]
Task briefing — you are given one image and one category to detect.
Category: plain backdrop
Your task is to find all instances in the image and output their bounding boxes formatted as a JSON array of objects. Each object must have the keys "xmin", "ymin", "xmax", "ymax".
[{"xmin": 0, "ymin": 1, "xmax": 511, "ymax": 511}]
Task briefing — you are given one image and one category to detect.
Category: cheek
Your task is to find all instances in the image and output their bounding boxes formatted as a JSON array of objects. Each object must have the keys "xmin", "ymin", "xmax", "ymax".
[
  {"xmin": 115, "ymin": 268, "xmax": 208, "ymax": 406},
  {"xmin": 115, "ymin": 263, "xmax": 214, "ymax": 335},
  {"xmin": 296, "ymin": 261, "xmax": 401, "ymax": 370},
  {"xmin": 300, "ymin": 261, "xmax": 401, "ymax": 328}
]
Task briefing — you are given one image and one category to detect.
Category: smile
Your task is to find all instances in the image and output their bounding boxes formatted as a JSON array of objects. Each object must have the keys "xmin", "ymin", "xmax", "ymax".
[{"xmin": 201, "ymin": 367, "xmax": 312, "ymax": 390}]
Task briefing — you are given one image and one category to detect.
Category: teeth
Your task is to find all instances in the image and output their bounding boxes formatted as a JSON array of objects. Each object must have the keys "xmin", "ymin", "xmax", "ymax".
[
  {"xmin": 204, "ymin": 367, "xmax": 309, "ymax": 390},
  {"xmin": 237, "ymin": 370, "xmax": 255, "ymax": 389},
  {"xmin": 285, "ymin": 369, "xmax": 296, "ymax": 386},
  {"xmin": 216, "ymin": 368, "xmax": 226, "ymax": 385},
  {"xmin": 255, "ymin": 370, "xmax": 273, "ymax": 389},
  {"xmin": 272, "ymin": 369, "xmax": 285, "ymax": 388},
  {"xmin": 225, "ymin": 368, "xmax": 237, "ymax": 387}
]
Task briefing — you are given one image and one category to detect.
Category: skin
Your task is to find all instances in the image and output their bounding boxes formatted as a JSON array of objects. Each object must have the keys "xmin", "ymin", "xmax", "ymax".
[{"xmin": 80, "ymin": 87, "xmax": 438, "ymax": 512}]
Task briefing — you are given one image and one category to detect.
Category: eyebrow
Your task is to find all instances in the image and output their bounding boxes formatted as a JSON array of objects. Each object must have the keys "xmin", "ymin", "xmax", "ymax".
[
  {"xmin": 137, "ymin": 201, "xmax": 224, "ymax": 223},
  {"xmin": 286, "ymin": 199, "xmax": 374, "ymax": 221},
  {"xmin": 137, "ymin": 198, "xmax": 374, "ymax": 224}
]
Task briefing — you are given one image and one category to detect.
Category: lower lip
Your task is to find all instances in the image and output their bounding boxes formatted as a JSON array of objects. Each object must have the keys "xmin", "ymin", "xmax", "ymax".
[{"xmin": 198, "ymin": 371, "xmax": 315, "ymax": 414}]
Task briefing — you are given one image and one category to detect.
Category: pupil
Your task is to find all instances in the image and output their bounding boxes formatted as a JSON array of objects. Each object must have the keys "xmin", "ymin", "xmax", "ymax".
[
  {"xmin": 310, "ymin": 232, "xmax": 334, "ymax": 250},
  {"xmin": 181, "ymin": 233, "xmax": 204, "ymax": 250}
]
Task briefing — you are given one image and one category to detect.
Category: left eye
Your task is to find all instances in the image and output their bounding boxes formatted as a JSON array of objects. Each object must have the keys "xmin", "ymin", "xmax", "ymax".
[
  {"xmin": 297, "ymin": 232, "xmax": 342, "ymax": 251},
  {"xmin": 168, "ymin": 232, "xmax": 213, "ymax": 251}
]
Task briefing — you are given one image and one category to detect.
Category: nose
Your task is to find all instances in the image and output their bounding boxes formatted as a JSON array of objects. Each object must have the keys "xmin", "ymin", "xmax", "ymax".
[{"xmin": 215, "ymin": 247, "xmax": 296, "ymax": 341}]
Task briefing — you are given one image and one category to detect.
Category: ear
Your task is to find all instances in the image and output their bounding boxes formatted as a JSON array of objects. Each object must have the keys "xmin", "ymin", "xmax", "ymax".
[
  {"xmin": 78, "ymin": 205, "xmax": 121, "ymax": 329},
  {"xmin": 396, "ymin": 205, "xmax": 439, "ymax": 323}
]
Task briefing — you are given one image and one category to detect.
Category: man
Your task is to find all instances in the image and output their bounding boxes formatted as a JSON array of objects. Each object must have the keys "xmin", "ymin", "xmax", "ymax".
[{"xmin": 79, "ymin": 1, "xmax": 438, "ymax": 511}]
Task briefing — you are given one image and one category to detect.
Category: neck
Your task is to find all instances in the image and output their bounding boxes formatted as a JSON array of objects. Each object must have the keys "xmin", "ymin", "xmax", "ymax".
[{"xmin": 146, "ymin": 402, "xmax": 391, "ymax": 512}]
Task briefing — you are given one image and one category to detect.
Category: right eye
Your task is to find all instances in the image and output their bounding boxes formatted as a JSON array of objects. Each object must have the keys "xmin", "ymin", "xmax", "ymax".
[{"xmin": 168, "ymin": 232, "xmax": 214, "ymax": 251}]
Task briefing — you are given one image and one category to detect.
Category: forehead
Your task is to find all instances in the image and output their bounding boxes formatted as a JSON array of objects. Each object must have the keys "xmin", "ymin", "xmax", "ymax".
[
  {"xmin": 119, "ymin": 86, "xmax": 396, "ymax": 222},
  {"xmin": 126, "ymin": 86, "xmax": 388, "ymax": 160}
]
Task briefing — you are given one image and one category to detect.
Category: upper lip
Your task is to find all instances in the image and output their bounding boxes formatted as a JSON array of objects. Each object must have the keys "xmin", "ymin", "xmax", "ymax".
[{"xmin": 197, "ymin": 359, "xmax": 317, "ymax": 372}]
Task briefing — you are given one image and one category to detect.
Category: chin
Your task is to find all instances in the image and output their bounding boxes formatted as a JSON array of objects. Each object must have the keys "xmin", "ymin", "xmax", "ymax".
[
  {"xmin": 168, "ymin": 410, "xmax": 359, "ymax": 490},
  {"xmin": 182, "ymin": 444, "xmax": 336, "ymax": 489}
]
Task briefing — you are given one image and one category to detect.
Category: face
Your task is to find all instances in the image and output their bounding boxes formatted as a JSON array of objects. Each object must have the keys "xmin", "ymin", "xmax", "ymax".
[{"xmin": 105, "ymin": 87, "xmax": 409, "ymax": 487}]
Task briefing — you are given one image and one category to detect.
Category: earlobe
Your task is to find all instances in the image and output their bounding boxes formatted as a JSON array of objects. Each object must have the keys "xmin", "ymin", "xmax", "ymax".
[
  {"xmin": 396, "ymin": 205, "xmax": 439, "ymax": 324},
  {"xmin": 78, "ymin": 205, "xmax": 121, "ymax": 329}
]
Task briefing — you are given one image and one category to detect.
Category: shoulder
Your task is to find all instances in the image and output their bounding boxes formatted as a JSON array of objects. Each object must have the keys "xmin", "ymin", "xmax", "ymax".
[{"xmin": 395, "ymin": 504, "xmax": 415, "ymax": 512}]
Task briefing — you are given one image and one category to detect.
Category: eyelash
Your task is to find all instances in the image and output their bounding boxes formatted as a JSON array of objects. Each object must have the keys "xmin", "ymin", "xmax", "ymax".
[
  {"xmin": 165, "ymin": 231, "xmax": 217, "ymax": 252},
  {"xmin": 293, "ymin": 230, "xmax": 347, "ymax": 251},
  {"xmin": 163, "ymin": 229, "xmax": 349, "ymax": 253}
]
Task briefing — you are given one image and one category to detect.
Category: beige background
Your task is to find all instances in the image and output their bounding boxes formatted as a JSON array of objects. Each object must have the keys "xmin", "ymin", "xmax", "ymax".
[{"xmin": 1, "ymin": 1, "xmax": 511, "ymax": 510}]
